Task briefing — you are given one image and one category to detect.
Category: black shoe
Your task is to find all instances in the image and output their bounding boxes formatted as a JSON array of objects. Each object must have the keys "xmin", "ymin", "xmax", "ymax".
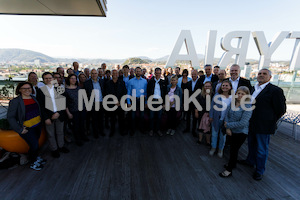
[
  {"xmin": 219, "ymin": 170, "xmax": 232, "ymax": 178},
  {"xmin": 51, "ymin": 150, "xmax": 60, "ymax": 158},
  {"xmin": 196, "ymin": 140, "xmax": 202, "ymax": 145},
  {"xmin": 109, "ymin": 132, "xmax": 114, "ymax": 137},
  {"xmin": 59, "ymin": 147, "xmax": 70, "ymax": 153},
  {"xmin": 183, "ymin": 129, "xmax": 190, "ymax": 133},
  {"xmin": 100, "ymin": 132, "xmax": 105, "ymax": 137},
  {"xmin": 253, "ymin": 172, "xmax": 263, "ymax": 181},
  {"xmin": 129, "ymin": 130, "xmax": 135, "ymax": 136},
  {"xmin": 76, "ymin": 141, "xmax": 84, "ymax": 146},
  {"xmin": 82, "ymin": 136, "xmax": 90, "ymax": 142},
  {"xmin": 94, "ymin": 135, "xmax": 99, "ymax": 139},
  {"xmin": 237, "ymin": 160, "xmax": 254, "ymax": 168},
  {"xmin": 192, "ymin": 132, "xmax": 197, "ymax": 138},
  {"xmin": 223, "ymin": 164, "xmax": 236, "ymax": 169}
]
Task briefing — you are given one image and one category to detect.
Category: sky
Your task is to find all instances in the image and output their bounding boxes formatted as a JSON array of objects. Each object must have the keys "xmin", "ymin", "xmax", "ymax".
[{"xmin": 0, "ymin": 0, "xmax": 299, "ymax": 61}]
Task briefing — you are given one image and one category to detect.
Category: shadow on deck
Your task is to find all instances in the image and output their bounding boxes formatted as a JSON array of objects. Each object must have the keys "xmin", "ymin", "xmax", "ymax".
[{"xmin": 0, "ymin": 121, "xmax": 300, "ymax": 200}]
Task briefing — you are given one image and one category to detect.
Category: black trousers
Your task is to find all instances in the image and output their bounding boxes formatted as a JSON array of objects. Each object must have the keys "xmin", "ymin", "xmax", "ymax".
[
  {"xmin": 71, "ymin": 111, "xmax": 86, "ymax": 142},
  {"xmin": 108, "ymin": 107, "xmax": 125, "ymax": 134},
  {"xmin": 226, "ymin": 133, "xmax": 248, "ymax": 172},
  {"xmin": 167, "ymin": 108, "xmax": 177, "ymax": 130},
  {"xmin": 185, "ymin": 106, "xmax": 198, "ymax": 133},
  {"xmin": 91, "ymin": 104, "xmax": 104, "ymax": 137}
]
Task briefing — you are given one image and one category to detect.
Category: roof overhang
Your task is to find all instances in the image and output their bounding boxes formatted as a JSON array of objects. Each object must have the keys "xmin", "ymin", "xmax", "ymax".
[{"xmin": 0, "ymin": 0, "xmax": 107, "ymax": 17}]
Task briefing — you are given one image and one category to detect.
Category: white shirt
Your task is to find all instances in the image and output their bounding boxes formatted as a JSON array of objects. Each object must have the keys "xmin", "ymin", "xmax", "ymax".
[
  {"xmin": 192, "ymin": 79, "xmax": 198, "ymax": 91},
  {"xmin": 251, "ymin": 81, "xmax": 270, "ymax": 102},
  {"xmin": 230, "ymin": 77, "xmax": 240, "ymax": 93},
  {"xmin": 46, "ymin": 85, "xmax": 58, "ymax": 113},
  {"xmin": 153, "ymin": 78, "xmax": 162, "ymax": 99}
]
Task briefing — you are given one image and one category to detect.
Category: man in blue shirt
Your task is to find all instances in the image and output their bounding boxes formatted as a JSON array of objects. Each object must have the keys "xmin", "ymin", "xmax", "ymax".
[
  {"xmin": 127, "ymin": 67, "xmax": 147, "ymax": 135},
  {"xmin": 84, "ymin": 69, "xmax": 105, "ymax": 138}
]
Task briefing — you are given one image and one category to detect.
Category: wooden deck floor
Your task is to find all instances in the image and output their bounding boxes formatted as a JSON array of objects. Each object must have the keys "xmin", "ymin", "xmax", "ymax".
[{"xmin": 0, "ymin": 121, "xmax": 300, "ymax": 200}]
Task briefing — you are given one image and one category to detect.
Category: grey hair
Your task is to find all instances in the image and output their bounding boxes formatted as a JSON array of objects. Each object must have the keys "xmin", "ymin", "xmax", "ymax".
[
  {"xmin": 231, "ymin": 64, "xmax": 240, "ymax": 69},
  {"xmin": 260, "ymin": 68, "xmax": 272, "ymax": 76}
]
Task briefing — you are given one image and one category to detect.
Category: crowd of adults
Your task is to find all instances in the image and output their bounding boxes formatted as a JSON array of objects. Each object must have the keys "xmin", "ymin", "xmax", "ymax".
[{"xmin": 7, "ymin": 62, "xmax": 286, "ymax": 181}]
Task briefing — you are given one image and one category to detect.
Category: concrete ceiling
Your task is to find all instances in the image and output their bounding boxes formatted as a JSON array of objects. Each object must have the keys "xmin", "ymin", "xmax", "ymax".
[{"xmin": 0, "ymin": 0, "xmax": 107, "ymax": 16}]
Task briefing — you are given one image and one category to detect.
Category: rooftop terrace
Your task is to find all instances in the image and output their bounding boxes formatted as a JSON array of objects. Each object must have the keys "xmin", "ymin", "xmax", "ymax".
[{"xmin": 0, "ymin": 120, "xmax": 299, "ymax": 200}]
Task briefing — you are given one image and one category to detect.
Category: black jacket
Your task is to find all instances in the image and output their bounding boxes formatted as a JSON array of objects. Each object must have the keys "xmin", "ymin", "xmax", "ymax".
[
  {"xmin": 105, "ymin": 79, "xmax": 127, "ymax": 101},
  {"xmin": 118, "ymin": 75, "xmax": 134, "ymax": 81},
  {"xmin": 84, "ymin": 78, "xmax": 105, "ymax": 101},
  {"xmin": 249, "ymin": 83, "xmax": 286, "ymax": 134},
  {"xmin": 236, "ymin": 77, "xmax": 253, "ymax": 91},
  {"xmin": 7, "ymin": 95, "xmax": 41, "ymax": 134},
  {"xmin": 198, "ymin": 74, "xmax": 219, "ymax": 89},
  {"xmin": 147, "ymin": 77, "xmax": 167, "ymax": 103},
  {"xmin": 36, "ymin": 87, "xmax": 66, "ymax": 122}
]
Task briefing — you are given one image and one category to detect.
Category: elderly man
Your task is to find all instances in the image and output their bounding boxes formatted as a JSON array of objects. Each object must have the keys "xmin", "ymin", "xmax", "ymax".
[
  {"xmin": 84, "ymin": 68, "xmax": 90, "ymax": 79},
  {"xmin": 212, "ymin": 69, "xmax": 227, "ymax": 94},
  {"xmin": 183, "ymin": 69, "xmax": 202, "ymax": 137},
  {"xmin": 84, "ymin": 69, "xmax": 105, "ymax": 138},
  {"xmin": 229, "ymin": 64, "xmax": 252, "ymax": 93},
  {"xmin": 240, "ymin": 69, "xmax": 286, "ymax": 181},
  {"xmin": 198, "ymin": 64, "xmax": 219, "ymax": 89}
]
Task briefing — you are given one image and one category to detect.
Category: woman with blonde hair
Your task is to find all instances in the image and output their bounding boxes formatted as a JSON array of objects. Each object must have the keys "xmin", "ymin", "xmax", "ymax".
[{"xmin": 219, "ymin": 86, "xmax": 253, "ymax": 177}]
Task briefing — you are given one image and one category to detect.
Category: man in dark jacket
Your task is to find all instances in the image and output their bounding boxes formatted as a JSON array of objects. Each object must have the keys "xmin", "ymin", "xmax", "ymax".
[
  {"xmin": 84, "ymin": 69, "xmax": 105, "ymax": 138},
  {"xmin": 105, "ymin": 69, "xmax": 127, "ymax": 136},
  {"xmin": 229, "ymin": 64, "xmax": 252, "ymax": 92},
  {"xmin": 147, "ymin": 68, "xmax": 167, "ymax": 136},
  {"xmin": 242, "ymin": 68, "xmax": 286, "ymax": 181},
  {"xmin": 198, "ymin": 64, "xmax": 219, "ymax": 89},
  {"xmin": 37, "ymin": 72, "xmax": 69, "ymax": 158},
  {"xmin": 183, "ymin": 70, "xmax": 202, "ymax": 137}
]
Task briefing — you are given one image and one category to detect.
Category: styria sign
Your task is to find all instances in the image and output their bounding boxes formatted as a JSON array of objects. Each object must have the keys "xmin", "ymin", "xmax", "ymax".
[{"xmin": 166, "ymin": 30, "xmax": 300, "ymax": 70}]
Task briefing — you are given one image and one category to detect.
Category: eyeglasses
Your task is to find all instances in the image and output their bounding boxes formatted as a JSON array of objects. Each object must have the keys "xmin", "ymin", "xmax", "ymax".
[{"xmin": 20, "ymin": 87, "xmax": 32, "ymax": 91}]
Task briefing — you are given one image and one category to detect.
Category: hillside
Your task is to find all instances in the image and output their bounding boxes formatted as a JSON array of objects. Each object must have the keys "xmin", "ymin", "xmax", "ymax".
[{"xmin": 0, "ymin": 49, "xmax": 55, "ymax": 63}]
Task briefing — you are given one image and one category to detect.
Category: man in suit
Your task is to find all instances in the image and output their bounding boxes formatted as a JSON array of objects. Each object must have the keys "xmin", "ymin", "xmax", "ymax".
[
  {"xmin": 198, "ymin": 64, "xmax": 219, "ymax": 89},
  {"xmin": 241, "ymin": 68, "xmax": 286, "ymax": 181},
  {"xmin": 118, "ymin": 65, "xmax": 134, "ymax": 89},
  {"xmin": 229, "ymin": 64, "xmax": 252, "ymax": 93},
  {"xmin": 212, "ymin": 69, "xmax": 227, "ymax": 94},
  {"xmin": 183, "ymin": 70, "xmax": 202, "ymax": 137},
  {"xmin": 84, "ymin": 69, "xmax": 105, "ymax": 138},
  {"xmin": 147, "ymin": 68, "xmax": 167, "ymax": 136},
  {"xmin": 105, "ymin": 69, "xmax": 127, "ymax": 137},
  {"xmin": 37, "ymin": 72, "xmax": 69, "ymax": 158}
]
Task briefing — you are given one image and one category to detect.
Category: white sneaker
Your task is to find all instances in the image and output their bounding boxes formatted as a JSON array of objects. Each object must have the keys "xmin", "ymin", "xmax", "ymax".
[
  {"xmin": 217, "ymin": 150, "xmax": 223, "ymax": 158},
  {"xmin": 166, "ymin": 129, "xmax": 171, "ymax": 135},
  {"xmin": 30, "ymin": 161, "xmax": 43, "ymax": 171},
  {"xmin": 170, "ymin": 130, "xmax": 175, "ymax": 136},
  {"xmin": 209, "ymin": 148, "xmax": 216, "ymax": 156},
  {"xmin": 37, "ymin": 156, "xmax": 47, "ymax": 165}
]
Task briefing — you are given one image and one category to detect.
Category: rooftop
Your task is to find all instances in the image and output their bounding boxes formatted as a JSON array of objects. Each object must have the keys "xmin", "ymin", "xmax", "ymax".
[{"xmin": 0, "ymin": 121, "xmax": 299, "ymax": 199}]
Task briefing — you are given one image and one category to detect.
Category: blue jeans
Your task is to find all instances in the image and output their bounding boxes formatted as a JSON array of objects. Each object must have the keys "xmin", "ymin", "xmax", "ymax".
[
  {"xmin": 246, "ymin": 132, "xmax": 270, "ymax": 175},
  {"xmin": 19, "ymin": 125, "xmax": 41, "ymax": 163},
  {"xmin": 211, "ymin": 120, "xmax": 226, "ymax": 150}
]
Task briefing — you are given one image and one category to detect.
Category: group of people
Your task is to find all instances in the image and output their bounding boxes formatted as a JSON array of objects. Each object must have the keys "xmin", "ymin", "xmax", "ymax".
[{"xmin": 7, "ymin": 62, "xmax": 286, "ymax": 182}]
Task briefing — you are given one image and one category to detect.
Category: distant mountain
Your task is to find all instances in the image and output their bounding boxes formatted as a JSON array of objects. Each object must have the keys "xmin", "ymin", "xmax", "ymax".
[
  {"xmin": 0, "ymin": 49, "xmax": 55, "ymax": 63},
  {"xmin": 123, "ymin": 57, "xmax": 150, "ymax": 65}
]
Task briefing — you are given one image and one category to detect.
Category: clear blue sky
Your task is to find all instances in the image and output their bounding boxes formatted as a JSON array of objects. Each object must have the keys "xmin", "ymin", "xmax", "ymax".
[{"xmin": 0, "ymin": 0, "xmax": 299, "ymax": 61}]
